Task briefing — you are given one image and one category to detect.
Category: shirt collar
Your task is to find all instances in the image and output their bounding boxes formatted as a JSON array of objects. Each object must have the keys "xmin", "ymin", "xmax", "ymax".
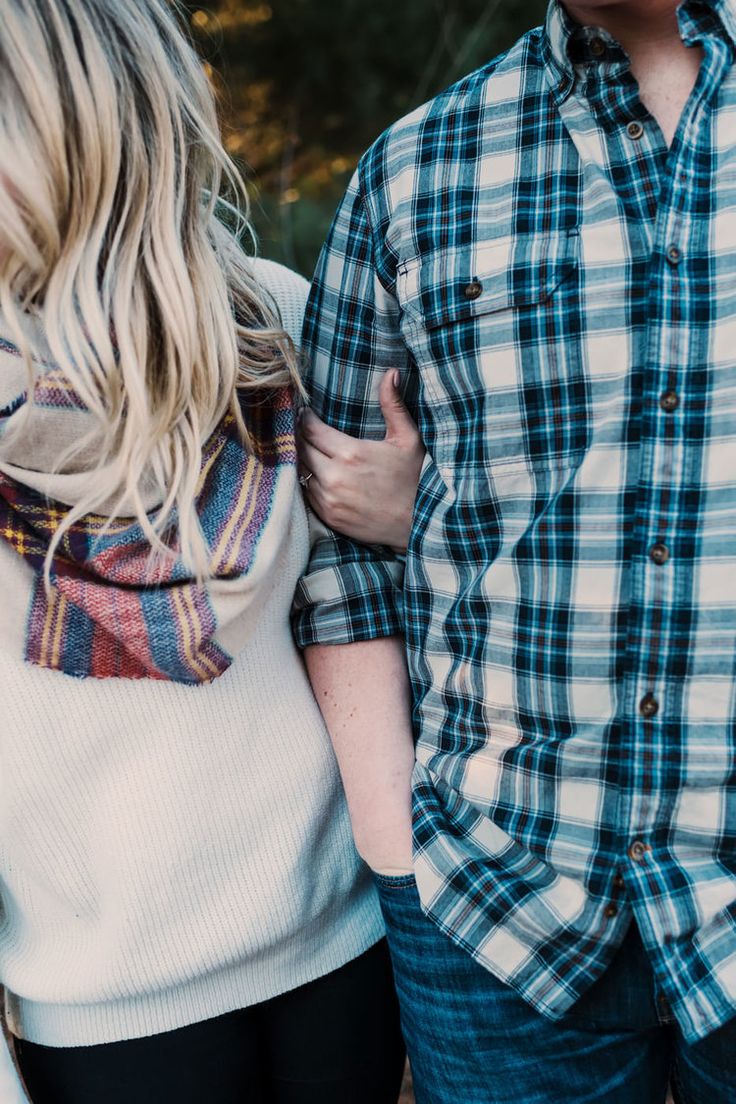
[
  {"xmin": 702, "ymin": 0, "xmax": 736, "ymax": 46},
  {"xmin": 544, "ymin": 0, "xmax": 736, "ymax": 89},
  {"xmin": 680, "ymin": 0, "xmax": 736, "ymax": 49},
  {"xmin": 544, "ymin": 0, "xmax": 581, "ymax": 80},
  {"xmin": 543, "ymin": 0, "xmax": 627, "ymax": 100}
]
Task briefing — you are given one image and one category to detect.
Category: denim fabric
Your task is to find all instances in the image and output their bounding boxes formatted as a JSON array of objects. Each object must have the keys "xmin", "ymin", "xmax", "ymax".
[{"xmin": 375, "ymin": 875, "xmax": 736, "ymax": 1104}]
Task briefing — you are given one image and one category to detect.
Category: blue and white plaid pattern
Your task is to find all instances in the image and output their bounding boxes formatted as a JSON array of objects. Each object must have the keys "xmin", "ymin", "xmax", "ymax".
[{"xmin": 293, "ymin": 0, "xmax": 736, "ymax": 1042}]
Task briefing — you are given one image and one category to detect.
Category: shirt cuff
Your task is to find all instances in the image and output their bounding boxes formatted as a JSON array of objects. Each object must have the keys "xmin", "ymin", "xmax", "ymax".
[{"xmin": 291, "ymin": 559, "xmax": 405, "ymax": 648}]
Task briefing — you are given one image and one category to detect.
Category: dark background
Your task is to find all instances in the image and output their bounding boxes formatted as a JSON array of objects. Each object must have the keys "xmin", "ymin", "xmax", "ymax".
[{"xmin": 182, "ymin": 0, "xmax": 549, "ymax": 276}]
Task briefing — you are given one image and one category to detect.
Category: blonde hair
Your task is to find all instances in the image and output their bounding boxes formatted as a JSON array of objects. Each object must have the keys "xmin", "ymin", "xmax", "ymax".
[{"xmin": 0, "ymin": 0, "xmax": 301, "ymax": 576}]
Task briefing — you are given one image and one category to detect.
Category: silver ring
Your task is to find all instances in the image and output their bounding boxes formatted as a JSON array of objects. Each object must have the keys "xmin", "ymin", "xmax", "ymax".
[{"xmin": 298, "ymin": 471, "xmax": 313, "ymax": 487}]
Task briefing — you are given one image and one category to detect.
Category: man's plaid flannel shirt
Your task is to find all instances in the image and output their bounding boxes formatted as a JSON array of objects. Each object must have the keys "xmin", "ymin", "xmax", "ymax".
[{"xmin": 293, "ymin": 0, "xmax": 736, "ymax": 1041}]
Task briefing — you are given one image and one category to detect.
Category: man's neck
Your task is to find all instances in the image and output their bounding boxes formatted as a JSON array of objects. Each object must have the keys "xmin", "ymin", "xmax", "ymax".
[
  {"xmin": 563, "ymin": 1, "xmax": 703, "ymax": 146},
  {"xmin": 564, "ymin": 2, "xmax": 683, "ymax": 58}
]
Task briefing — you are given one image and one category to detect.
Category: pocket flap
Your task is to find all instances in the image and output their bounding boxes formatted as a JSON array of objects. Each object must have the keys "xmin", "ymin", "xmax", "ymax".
[{"xmin": 398, "ymin": 228, "xmax": 579, "ymax": 330}]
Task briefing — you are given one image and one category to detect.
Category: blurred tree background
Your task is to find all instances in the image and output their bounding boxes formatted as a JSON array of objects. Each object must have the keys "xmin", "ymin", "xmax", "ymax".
[{"xmin": 182, "ymin": 0, "xmax": 548, "ymax": 277}]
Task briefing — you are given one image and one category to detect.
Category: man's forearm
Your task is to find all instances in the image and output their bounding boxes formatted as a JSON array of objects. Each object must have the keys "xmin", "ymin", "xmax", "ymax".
[{"xmin": 304, "ymin": 636, "xmax": 415, "ymax": 872}]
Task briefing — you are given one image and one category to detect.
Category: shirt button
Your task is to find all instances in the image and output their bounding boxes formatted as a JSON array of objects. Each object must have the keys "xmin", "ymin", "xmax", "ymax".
[
  {"xmin": 613, "ymin": 873, "xmax": 625, "ymax": 890},
  {"xmin": 464, "ymin": 280, "xmax": 483, "ymax": 301},
  {"xmin": 660, "ymin": 390, "xmax": 679, "ymax": 413},
  {"xmin": 627, "ymin": 120, "xmax": 645, "ymax": 141},
  {"xmin": 650, "ymin": 543, "xmax": 670, "ymax": 565},
  {"xmin": 590, "ymin": 36, "xmax": 606, "ymax": 57},
  {"xmin": 666, "ymin": 244, "xmax": 682, "ymax": 266},
  {"xmin": 639, "ymin": 693, "xmax": 659, "ymax": 719},
  {"xmin": 604, "ymin": 904, "xmax": 618, "ymax": 919},
  {"xmin": 628, "ymin": 840, "xmax": 650, "ymax": 862}
]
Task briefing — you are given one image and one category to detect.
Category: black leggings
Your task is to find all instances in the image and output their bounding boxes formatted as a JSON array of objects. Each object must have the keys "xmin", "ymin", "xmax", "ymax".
[{"xmin": 14, "ymin": 940, "xmax": 405, "ymax": 1104}]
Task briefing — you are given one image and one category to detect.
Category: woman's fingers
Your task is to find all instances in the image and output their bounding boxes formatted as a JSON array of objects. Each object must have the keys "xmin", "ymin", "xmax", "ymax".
[
  {"xmin": 378, "ymin": 370, "xmax": 420, "ymax": 445},
  {"xmin": 297, "ymin": 438, "xmax": 332, "ymax": 484},
  {"xmin": 297, "ymin": 438, "xmax": 367, "ymax": 534},
  {"xmin": 300, "ymin": 371, "xmax": 420, "ymax": 459},
  {"xmin": 299, "ymin": 407, "xmax": 350, "ymax": 459},
  {"xmin": 296, "ymin": 383, "xmax": 424, "ymax": 551}
]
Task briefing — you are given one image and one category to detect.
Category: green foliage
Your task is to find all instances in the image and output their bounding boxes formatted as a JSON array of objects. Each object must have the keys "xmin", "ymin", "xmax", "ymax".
[{"xmin": 182, "ymin": 0, "xmax": 549, "ymax": 274}]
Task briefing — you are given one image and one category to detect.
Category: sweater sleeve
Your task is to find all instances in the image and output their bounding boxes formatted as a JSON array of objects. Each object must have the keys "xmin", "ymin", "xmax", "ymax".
[{"xmin": 251, "ymin": 257, "xmax": 309, "ymax": 349}]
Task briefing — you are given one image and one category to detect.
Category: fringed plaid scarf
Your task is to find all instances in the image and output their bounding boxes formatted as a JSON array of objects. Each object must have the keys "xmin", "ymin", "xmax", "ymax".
[{"xmin": 0, "ymin": 334, "xmax": 298, "ymax": 685}]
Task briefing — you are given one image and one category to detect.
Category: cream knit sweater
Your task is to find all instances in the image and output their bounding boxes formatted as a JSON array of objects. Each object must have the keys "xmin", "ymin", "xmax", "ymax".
[{"xmin": 0, "ymin": 259, "xmax": 383, "ymax": 1048}]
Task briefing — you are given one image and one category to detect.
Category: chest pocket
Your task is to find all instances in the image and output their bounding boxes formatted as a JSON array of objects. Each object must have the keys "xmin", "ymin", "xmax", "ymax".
[{"xmin": 397, "ymin": 229, "xmax": 586, "ymax": 472}]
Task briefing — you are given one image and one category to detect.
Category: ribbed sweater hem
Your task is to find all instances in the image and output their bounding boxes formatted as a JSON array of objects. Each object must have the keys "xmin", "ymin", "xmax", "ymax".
[{"xmin": 6, "ymin": 898, "xmax": 384, "ymax": 1048}]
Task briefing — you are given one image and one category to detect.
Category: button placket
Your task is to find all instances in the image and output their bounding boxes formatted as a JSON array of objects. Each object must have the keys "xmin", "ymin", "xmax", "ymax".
[{"xmin": 639, "ymin": 217, "xmax": 683, "ymax": 738}]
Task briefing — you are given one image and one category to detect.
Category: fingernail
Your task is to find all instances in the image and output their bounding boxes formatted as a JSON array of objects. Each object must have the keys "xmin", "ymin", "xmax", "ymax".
[{"xmin": 392, "ymin": 370, "xmax": 400, "ymax": 388}]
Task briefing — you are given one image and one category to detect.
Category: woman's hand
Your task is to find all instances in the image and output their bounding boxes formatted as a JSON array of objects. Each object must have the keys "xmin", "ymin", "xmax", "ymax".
[{"xmin": 297, "ymin": 370, "xmax": 425, "ymax": 553}]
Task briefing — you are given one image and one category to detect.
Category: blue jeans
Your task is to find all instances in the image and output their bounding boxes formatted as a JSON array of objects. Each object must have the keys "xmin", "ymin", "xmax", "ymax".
[{"xmin": 374, "ymin": 874, "xmax": 735, "ymax": 1104}]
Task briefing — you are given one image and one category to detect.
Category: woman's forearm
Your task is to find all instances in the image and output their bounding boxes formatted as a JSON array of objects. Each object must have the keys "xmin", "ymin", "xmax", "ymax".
[{"xmin": 304, "ymin": 637, "xmax": 415, "ymax": 872}]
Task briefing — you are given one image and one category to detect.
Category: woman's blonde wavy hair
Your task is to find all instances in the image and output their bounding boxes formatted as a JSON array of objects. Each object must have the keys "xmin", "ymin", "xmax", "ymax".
[{"xmin": 0, "ymin": 0, "xmax": 301, "ymax": 577}]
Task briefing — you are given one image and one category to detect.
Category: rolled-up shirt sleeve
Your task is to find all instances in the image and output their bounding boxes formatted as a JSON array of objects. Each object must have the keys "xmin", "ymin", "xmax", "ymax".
[{"xmin": 291, "ymin": 166, "xmax": 413, "ymax": 648}]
